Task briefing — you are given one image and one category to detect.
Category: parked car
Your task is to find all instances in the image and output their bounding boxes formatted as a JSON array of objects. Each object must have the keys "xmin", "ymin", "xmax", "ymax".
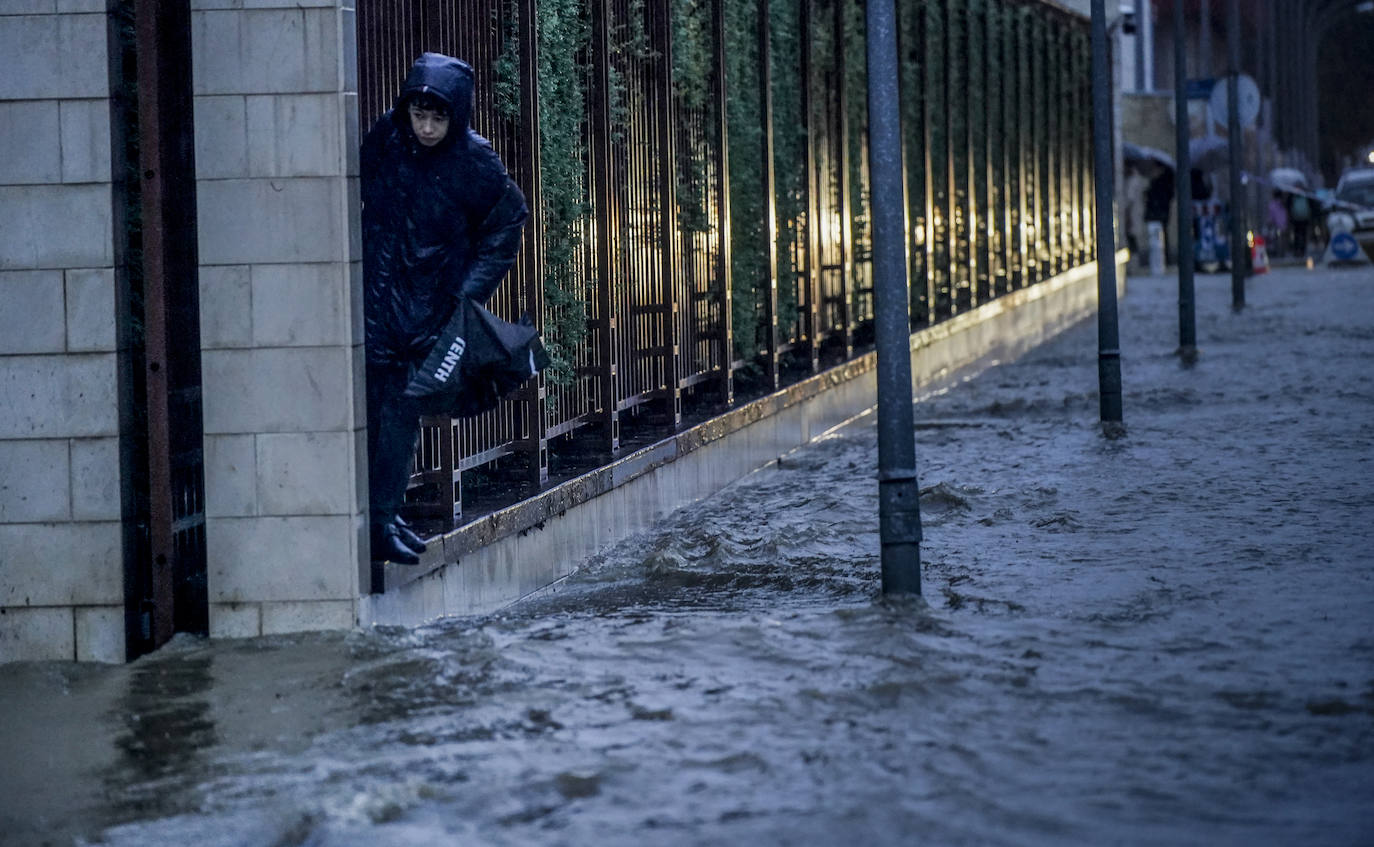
[{"xmin": 1326, "ymin": 168, "xmax": 1374, "ymax": 258}]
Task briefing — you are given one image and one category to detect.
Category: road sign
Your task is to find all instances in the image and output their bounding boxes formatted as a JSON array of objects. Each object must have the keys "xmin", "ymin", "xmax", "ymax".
[
  {"xmin": 1324, "ymin": 232, "xmax": 1370, "ymax": 265},
  {"xmin": 1208, "ymin": 74, "xmax": 1260, "ymax": 130}
]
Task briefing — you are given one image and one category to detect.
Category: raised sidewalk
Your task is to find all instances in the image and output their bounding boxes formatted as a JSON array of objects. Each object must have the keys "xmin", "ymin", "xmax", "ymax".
[{"xmin": 361, "ymin": 252, "xmax": 1131, "ymax": 626}]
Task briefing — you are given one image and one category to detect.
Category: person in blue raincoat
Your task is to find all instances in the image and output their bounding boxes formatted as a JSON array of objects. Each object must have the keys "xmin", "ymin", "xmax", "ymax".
[{"xmin": 361, "ymin": 52, "xmax": 528, "ymax": 566}]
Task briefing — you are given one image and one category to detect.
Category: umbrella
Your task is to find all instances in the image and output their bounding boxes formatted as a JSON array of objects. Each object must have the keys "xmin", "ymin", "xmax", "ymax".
[
  {"xmin": 404, "ymin": 297, "xmax": 550, "ymax": 418},
  {"xmin": 1123, "ymin": 142, "xmax": 1175, "ymax": 171},
  {"xmin": 1268, "ymin": 167, "xmax": 1308, "ymax": 191},
  {"xmin": 1188, "ymin": 135, "xmax": 1230, "ymax": 172}
]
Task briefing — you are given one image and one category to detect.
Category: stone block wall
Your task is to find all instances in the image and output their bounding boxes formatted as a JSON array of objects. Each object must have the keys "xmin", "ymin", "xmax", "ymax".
[
  {"xmin": 190, "ymin": 0, "xmax": 367, "ymax": 638},
  {"xmin": 0, "ymin": 4, "xmax": 125, "ymax": 662}
]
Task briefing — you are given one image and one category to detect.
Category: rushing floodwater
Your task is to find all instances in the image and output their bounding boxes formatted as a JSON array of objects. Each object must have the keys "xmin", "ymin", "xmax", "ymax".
[{"xmin": 2, "ymin": 266, "xmax": 1372, "ymax": 846}]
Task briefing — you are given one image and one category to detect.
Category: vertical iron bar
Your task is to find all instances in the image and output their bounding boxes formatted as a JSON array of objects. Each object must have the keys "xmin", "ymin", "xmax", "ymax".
[
  {"xmin": 441, "ymin": 421, "xmax": 459, "ymax": 524},
  {"xmin": 1078, "ymin": 25, "xmax": 1090, "ymax": 264},
  {"xmin": 592, "ymin": 0, "xmax": 621, "ymax": 450},
  {"xmin": 1027, "ymin": 7, "xmax": 1038, "ymax": 278},
  {"xmin": 867, "ymin": 0, "xmax": 922, "ymax": 594},
  {"xmin": 800, "ymin": 0, "xmax": 821, "ymax": 373},
  {"xmin": 759, "ymin": 0, "xmax": 781, "ymax": 390},
  {"xmin": 921, "ymin": 0, "xmax": 936, "ymax": 316},
  {"xmin": 1057, "ymin": 20, "xmax": 1068, "ymax": 272},
  {"xmin": 517, "ymin": 0, "xmax": 550, "ymax": 480},
  {"xmin": 983, "ymin": 0, "xmax": 996, "ymax": 299},
  {"xmin": 1082, "ymin": 29, "xmax": 1094, "ymax": 263},
  {"xmin": 1001, "ymin": 0, "xmax": 1015, "ymax": 290},
  {"xmin": 1049, "ymin": 16, "xmax": 1059, "ymax": 272},
  {"xmin": 1083, "ymin": 26, "xmax": 1093, "ymax": 263},
  {"xmin": 1091, "ymin": 0, "xmax": 1124, "ymax": 431},
  {"xmin": 1065, "ymin": 20, "xmax": 1079, "ymax": 265},
  {"xmin": 1015, "ymin": 9, "xmax": 1029, "ymax": 286},
  {"xmin": 713, "ymin": 0, "xmax": 735, "ymax": 406},
  {"xmin": 1174, "ymin": 0, "xmax": 1197, "ymax": 359},
  {"xmin": 967, "ymin": 0, "xmax": 981, "ymax": 308},
  {"xmin": 1033, "ymin": 14, "xmax": 1046, "ymax": 279},
  {"xmin": 836, "ymin": 0, "xmax": 854, "ymax": 358},
  {"xmin": 652, "ymin": 0, "xmax": 683, "ymax": 426},
  {"xmin": 944, "ymin": 0, "xmax": 958, "ymax": 314},
  {"xmin": 1043, "ymin": 15, "xmax": 1054, "ymax": 274},
  {"xmin": 1067, "ymin": 22, "xmax": 1077, "ymax": 266}
]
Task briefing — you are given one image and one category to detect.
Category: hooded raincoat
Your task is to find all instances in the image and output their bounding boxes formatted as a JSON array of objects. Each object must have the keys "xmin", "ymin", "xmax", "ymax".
[
  {"xmin": 361, "ymin": 52, "xmax": 529, "ymax": 367},
  {"xmin": 361, "ymin": 53, "xmax": 529, "ymax": 535}
]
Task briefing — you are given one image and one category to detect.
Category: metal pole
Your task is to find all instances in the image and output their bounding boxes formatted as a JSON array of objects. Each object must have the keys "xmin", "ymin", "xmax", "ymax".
[
  {"xmin": 866, "ymin": 0, "xmax": 923, "ymax": 594},
  {"xmin": 1269, "ymin": 0, "xmax": 1280, "ymax": 145},
  {"xmin": 1199, "ymin": 0, "xmax": 1210, "ymax": 76},
  {"xmin": 1304, "ymin": 8, "xmax": 1319, "ymax": 168},
  {"xmin": 1226, "ymin": 0, "xmax": 1246, "ymax": 308},
  {"xmin": 1174, "ymin": 0, "xmax": 1196, "ymax": 361},
  {"xmin": 1280, "ymin": 0, "xmax": 1295, "ymax": 151},
  {"xmin": 1092, "ymin": 0, "xmax": 1125, "ymax": 433},
  {"xmin": 1263, "ymin": 0, "xmax": 1276, "ymax": 153},
  {"xmin": 1134, "ymin": 0, "xmax": 1146, "ymax": 91}
]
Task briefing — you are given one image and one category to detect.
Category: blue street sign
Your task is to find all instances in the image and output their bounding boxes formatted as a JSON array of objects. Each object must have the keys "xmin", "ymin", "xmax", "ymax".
[{"xmin": 1330, "ymin": 232, "xmax": 1361, "ymax": 262}]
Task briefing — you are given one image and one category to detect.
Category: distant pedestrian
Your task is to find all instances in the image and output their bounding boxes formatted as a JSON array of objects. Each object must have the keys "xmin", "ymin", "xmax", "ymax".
[
  {"xmin": 1123, "ymin": 166, "xmax": 1150, "ymax": 267},
  {"xmin": 1144, "ymin": 170, "xmax": 1175, "ymax": 270},
  {"xmin": 1267, "ymin": 191, "xmax": 1289, "ymax": 255},
  {"xmin": 1289, "ymin": 190, "xmax": 1313, "ymax": 256},
  {"xmin": 361, "ymin": 52, "xmax": 529, "ymax": 565}
]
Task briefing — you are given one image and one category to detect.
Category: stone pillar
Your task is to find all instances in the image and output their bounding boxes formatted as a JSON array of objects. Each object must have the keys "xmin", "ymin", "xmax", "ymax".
[
  {"xmin": 0, "ymin": 5, "xmax": 126, "ymax": 663},
  {"xmin": 191, "ymin": 0, "xmax": 367, "ymax": 637}
]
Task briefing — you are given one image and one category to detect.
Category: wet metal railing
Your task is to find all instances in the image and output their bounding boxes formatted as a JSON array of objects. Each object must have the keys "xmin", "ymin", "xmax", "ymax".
[{"xmin": 356, "ymin": 0, "xmax": 1095, "ymax": 533}]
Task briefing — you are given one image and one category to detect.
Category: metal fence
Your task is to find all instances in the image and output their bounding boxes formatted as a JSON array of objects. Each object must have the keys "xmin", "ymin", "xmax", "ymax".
[{"xmin": 356, "ymin": 0, "xmax": 1095, "ymax": 532}]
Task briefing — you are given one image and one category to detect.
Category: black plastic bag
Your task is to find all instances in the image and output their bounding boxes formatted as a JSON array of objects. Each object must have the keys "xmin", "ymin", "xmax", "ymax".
[{"xmin": 403, "ymin": 297, "xmax": 549, "ymax": 417}]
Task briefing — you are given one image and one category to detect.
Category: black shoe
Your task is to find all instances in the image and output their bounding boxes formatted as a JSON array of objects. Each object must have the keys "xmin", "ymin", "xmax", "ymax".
[
  {"xmin": 372, "ymin": 523, "xmax": 420, "ymax": 566},
  {"xmin": 393, "ymin": 514, "xmax": 428, "ymax": 553}
]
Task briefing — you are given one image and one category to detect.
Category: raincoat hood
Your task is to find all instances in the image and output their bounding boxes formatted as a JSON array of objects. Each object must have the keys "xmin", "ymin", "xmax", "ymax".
[
  {"xmin": 395, "ymin": 52, "xmax": 474, "ymax": 140},
  {"xmin": 361, "ymin": 51, "xmax": 528, "ymax": 367}
]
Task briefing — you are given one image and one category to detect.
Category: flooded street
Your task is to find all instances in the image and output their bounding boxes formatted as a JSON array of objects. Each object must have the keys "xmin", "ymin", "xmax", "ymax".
[{"xmin": 3, "ymin": 266, "xmax": 1372, "ymax": 846}]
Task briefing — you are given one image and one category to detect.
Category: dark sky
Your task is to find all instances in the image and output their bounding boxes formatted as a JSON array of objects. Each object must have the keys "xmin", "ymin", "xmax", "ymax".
[{"xmin": 1318, "ymin": 11, "xmax": 1374, "ymax": 180}]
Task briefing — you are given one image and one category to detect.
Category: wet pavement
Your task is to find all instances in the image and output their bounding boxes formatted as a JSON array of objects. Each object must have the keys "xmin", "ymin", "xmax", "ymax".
[{"xmin": 2, "ymin": 264, "xmax": 1372, "ymax": 846}]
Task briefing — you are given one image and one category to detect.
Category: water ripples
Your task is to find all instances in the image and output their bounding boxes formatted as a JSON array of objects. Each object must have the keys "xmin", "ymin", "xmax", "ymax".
[{"xmin": 3, "ymin": 271, "xmax": 1373, "ymax": 846}]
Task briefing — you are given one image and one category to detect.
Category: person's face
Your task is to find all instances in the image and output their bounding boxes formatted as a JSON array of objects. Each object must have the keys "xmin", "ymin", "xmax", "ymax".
[{"xmin": 409, "ymin": 104, "xmax": 450, "ymax": 147}]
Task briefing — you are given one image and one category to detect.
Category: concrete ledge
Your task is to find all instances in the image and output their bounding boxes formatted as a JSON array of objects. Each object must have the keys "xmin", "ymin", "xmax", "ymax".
[{"xmin": 359, "ymin": 253, "xmax": 1128, "ymax": 628}]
